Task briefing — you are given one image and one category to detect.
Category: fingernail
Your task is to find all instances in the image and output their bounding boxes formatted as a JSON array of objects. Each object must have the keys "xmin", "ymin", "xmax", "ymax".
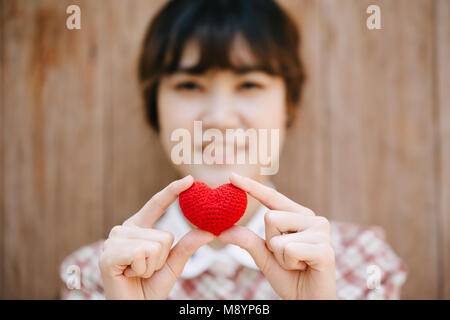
[{"xmin": 179, "ymin": 175, "xmax": 193, "ymax": 184}]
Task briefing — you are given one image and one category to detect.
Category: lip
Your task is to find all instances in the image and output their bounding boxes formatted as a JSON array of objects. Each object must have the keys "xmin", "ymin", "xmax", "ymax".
[
  {"xmin": 201, "ymin": 140, "xmax": 247, "ymax": 152},
  {"xmin": 198, "ymin": 140, "xmax": 248, "ymax": 164}
]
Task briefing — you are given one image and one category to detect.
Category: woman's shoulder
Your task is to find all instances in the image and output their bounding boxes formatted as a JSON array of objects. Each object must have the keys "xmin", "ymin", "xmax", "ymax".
[
  {"xmin": 59, "ymin": 240, "xmax": 105, "ymax": 299},
  {"xmin": 329, "ymin": 220, "xmax": 408, "ymax": 299},
  {"xmin": 330, "ymin": 220, "xmax": 391, "ymax": 255}
]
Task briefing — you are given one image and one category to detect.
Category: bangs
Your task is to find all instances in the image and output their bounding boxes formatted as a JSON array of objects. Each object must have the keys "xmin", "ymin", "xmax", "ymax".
[
  {"xmin": 159, "ymin": 0, "xmax": 288, "ymax": 76},
  {"xmin": 139, "ymin": 0, "xmax": 304, "ymax": 132}
]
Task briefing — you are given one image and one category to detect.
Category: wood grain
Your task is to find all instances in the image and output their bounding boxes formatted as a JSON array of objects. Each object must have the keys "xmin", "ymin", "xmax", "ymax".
[
  {"xmin": 0, "ymin": 0, "xmax": 5, "ymax": 300},
  {"xmin": 100, "ymin": 0, "xmax": 178, "ymax": 234},
  {"xmin": 275, "ymin": 0, "xmax": 332, "ymax": 223},
  {"xmin": 318, "ymin": 0, "xmax": 438, "ymax": 299},
  {"xmin": 0, "ymin": 0, "xmax": 448, "ymax": 299},
  {"xmin": 436, "ymin": 0, "xmax": 450, "ymax": 300},
  {"xmin": 2, "ymin": 0, "xmax": 105, "ymax": 298}
]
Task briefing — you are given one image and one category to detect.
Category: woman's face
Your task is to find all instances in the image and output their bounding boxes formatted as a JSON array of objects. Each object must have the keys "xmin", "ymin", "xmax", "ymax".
[{"xmin": 157, "ymin": 37, "xmax": 287, "ymax": 188}]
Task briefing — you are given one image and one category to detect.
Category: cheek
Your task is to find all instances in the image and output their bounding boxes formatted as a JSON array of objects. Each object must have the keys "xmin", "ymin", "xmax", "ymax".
[
  {"xmin": 238, "ymin": 88, "xmax": 287, "ymax": 130},
  {"xmin": 158, "ymin": 91, "xmax": 188, "ymax": 131},
  {"xmin": 237, "ymin": 84, "xmax": 287, "ymax": 156},
  {"xmin": 157, "ymin": 87, "xmax": 192, "ymax": 155},
  {"xmin": 157, "ymin": 84, "xmax": 202, "ymax": 136},
  {"xmin": 157, "ymin": 87, "xmax": 212, "ymax": 162}
]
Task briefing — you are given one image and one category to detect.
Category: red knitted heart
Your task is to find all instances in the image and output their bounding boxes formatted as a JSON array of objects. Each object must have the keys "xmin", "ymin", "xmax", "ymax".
[{"xmin": 179, "ymin": 181, "xmax": 247, "ymax": 236}]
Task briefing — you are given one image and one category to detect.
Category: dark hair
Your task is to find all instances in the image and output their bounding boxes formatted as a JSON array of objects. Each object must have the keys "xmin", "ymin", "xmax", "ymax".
[{"xmin": 138, "ymin": 0, "xmax": 305, "ymax": 132}]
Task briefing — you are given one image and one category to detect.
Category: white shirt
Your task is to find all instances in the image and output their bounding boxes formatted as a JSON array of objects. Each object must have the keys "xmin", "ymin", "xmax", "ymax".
[{"xmin": 153, "ymin": 198, "xmax": 267, "ymax": 279}]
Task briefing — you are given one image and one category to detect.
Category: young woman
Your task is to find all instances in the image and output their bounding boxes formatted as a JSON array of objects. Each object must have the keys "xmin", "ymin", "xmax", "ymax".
[{"xmin": 60, "ymin": 0, "xmax": 407, "ymax": 300}]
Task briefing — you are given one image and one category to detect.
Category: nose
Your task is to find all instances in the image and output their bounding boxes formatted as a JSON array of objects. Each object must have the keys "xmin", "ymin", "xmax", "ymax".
[{"xmin": 201, "ymin": 86, "xmax": 241, "ymax": 130}]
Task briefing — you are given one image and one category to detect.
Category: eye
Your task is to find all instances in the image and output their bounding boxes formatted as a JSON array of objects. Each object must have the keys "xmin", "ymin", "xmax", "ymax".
[
  {"xmin": 175, "ymin": 81, "xmax": 203, "ymax": 91},
  {"xmin": 238, "ymin": 81, "xmax": 263, "ymax": 90}
]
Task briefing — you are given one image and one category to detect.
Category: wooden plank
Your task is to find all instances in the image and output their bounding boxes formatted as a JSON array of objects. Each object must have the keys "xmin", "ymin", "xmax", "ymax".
[
  {"xmin": 0, "ymin": 0, "xmax": 5, "ymax": 300},
  {"xmin": 2, "ymin": 0, "xmax": 104, "ymax": 298},
  {"xmin": 436, "ymin": 0, "xmax": 450, "ymax": 300},
  {"xmin": 319, "ymin": 0, "xmax": 438, "ymax": 299},
  {"xmin": 102, "ymin": 0, "xmax": 175, "ymax": 233},
  {"xmin": 275, "ymin": 0, "xmax": 331, "ymax": 220},
  {"xmin": 1, "ymin": 0, "xmax": 445, "ymax": 300}
]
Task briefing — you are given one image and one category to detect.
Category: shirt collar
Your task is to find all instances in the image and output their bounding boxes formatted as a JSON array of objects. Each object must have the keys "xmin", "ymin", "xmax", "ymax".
[{"xmin": 153, "ymin": 194, "xmax": 268, "ymax": 279}]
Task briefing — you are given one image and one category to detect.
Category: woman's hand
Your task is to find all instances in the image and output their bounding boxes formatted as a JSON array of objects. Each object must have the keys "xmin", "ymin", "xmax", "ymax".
[
  {"xmin": 99, "ymin": 175, "xmax": 214, "ymax": 299},
  {"xmin": 218, "ymin": 173, "xmax": 336, "ymax": 300}
]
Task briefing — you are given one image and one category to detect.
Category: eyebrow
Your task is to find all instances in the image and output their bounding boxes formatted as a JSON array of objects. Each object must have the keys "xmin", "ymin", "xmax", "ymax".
[{"xmin": 172, "ymin": 65, "xmax": 276, "ymax": 75}]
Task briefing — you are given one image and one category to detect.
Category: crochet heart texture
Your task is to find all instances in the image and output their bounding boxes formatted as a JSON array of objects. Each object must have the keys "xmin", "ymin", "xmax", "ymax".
[{"xmin": 179, "ymin": 181, "xmax": 248, "ymax": 236}]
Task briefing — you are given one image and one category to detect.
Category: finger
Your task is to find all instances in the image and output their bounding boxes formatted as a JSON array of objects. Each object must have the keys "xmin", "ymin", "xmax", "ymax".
[
  {"xmin": 108, "ymin": 225, "xmax": 174, "ymax": 263},
  {"xmin": 124, "ymin": 175, "xmax": 194, "ymax": 228},
  {"xmin": 149, "ymin": 229, "xmax": 214, "ymax": 286},
  {"xmin": 285, "ymin": 256, "xmax": 308, "ymax": 271},
  {"xmin": 264, "ymin": 211, "xmax": 328, "ymax": 250},
  {"xmin": 124, "ymin": 247, "xmax": 161, "ymax": 279},
  {"xmin": 270, "ymin": 232, "xmax": 330, "ymax": 248},
  {"xmin": 130, "ymin": 247, "xmax": 147, "ymax": 276},
  {"xmin": 229, "ymin": 173, "xmax": 314, "ymax": 214},
  {"xmin": 142, "ymin": 257, "xmax": 158, "ymax": 278},
  {"xmin": 269, "ymin": 232, "xmax": 329, "ymax": 270},
  {"xmin": 99, "ymin": 246, "xmax": 136, "ymax": 277},
  {"xmin": 102, "ymin": 239, "xmax": 162, "ymax": 278},
  {"xmin": 109, "ymin": 225, "xmax": 174, "ymax": 244},
  {"xmin": 217, "ymin": 225, "xmax": 278, "ymax": 277},
  {"xmin": 141, "ymin": 243, "xmax": 163, "ymax": 278},
  {"xmin": 284, "ymin": 242, "xmax": 335, "ymax": 270},
  {"xmin": 277, "ymin": 251, "xmax": 307, "ymax": 271},
  {"xmin": 264, "ymin": 210, "xmax": 311, "ymax": 249}
]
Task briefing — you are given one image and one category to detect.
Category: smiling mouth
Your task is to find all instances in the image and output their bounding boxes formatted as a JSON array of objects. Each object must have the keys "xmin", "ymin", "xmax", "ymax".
[
  {"xmin": 200, "ymin": 140, "xmax": 247, "ymax": 152},
  {"xmin": 198, "ymin": 140, "xmax": 248, "ymax": 164}
]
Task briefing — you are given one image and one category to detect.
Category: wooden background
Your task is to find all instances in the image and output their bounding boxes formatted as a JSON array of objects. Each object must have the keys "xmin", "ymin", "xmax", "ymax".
[{"xmin": 1, "ymin": 0, "xmax": 449, "ymax": 299}]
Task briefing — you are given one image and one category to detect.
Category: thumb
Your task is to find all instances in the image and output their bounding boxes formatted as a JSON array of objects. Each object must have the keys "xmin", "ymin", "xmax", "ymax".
[
  {"xmin": 218, "ymin": 226, "xmax": 276, "ymax": 276},
  {"xmin": 149, "ymin": 229, "xmax": 214, "ymax": 288},
  {"xmin": 166, "ymin": 229, "xmax": 214, "ymax": 275}
]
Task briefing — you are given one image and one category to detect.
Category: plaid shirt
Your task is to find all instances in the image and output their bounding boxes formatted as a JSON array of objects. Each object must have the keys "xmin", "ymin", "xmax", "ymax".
[{"xmin": 60, "ymin": 199, "xmax": 408, "ymax": 300}]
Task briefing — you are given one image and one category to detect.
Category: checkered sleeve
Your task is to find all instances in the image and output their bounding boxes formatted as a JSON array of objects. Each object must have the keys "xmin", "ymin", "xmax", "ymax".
[
  {"xmin": 59, "ymin": 222, "xmax": 407, "ymax": 300},
  {"xmin": 59, "ymin": 240, "xmax": 106, "ymax": 300},
  {"xmin": 332, "ymin": 222, "xmax": 408, "ymax": 300}
]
